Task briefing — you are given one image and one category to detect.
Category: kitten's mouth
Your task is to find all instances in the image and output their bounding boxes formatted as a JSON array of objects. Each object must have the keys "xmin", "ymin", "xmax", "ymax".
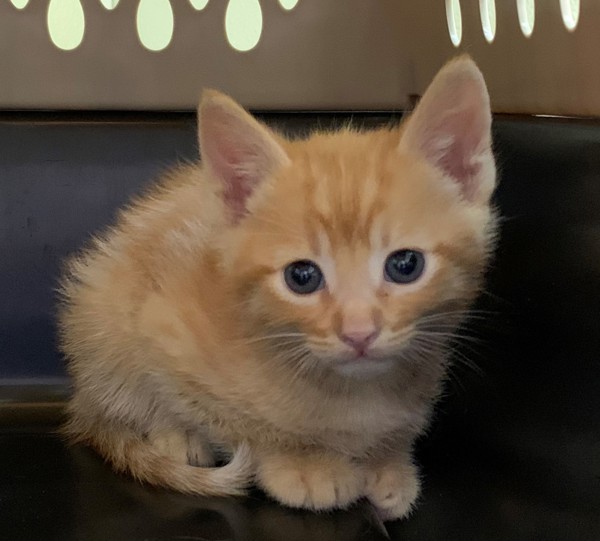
[
  {"xmin": 352, "ymin": 348, "xmax": 375, "ymax": 360},
  {"xmin": 331, "ymin": 352, "xmax": 396, "ymax": 377},
  {"xmin": 329, "ymin": 332, "xmax": 415, "ymax": 369},
  {"xmin": 335, "ymin": 347, "xmax": 388, "ymax": 364},
  {"xmin": 307, "ymin": 344, "xmax": 397, "ymax": 377}
]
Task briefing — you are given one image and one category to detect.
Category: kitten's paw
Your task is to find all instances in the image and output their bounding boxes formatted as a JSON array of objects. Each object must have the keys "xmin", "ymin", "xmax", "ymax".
[
  {"xmin": 257, "ymin": 453, "xmax": 364, "ymax": 511},
  {"xmin": 365, "ymin": 461, "xmax": 420, "ymax": 521}
]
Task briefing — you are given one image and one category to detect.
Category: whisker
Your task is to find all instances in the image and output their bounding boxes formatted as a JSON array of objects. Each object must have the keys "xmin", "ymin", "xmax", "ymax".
[
  {"xmin": 414, "ymin": 333, "xmax": 484, "ymax": 362},
  {"xmin": 401, "ymin": 342, "xmax": 447, "ymax": 379},
  {"xmin": 408, "ymin": 349, "xmax": 467, "ymax": 392},
  {"xmin": 417, "ymin": 312, "xmax": 496, "ymax": 325},
  {"xmin": 269, "ymin": 343, "xmax": 309, "ymax": 359},
  {"xmin": 286, "ymin": 351, "xmax": 318, "ymax": 384},
  {"xmin": 235, "ymin": 332, "xmax": 305, "ymax": 345},
  {"xmin": 417, "ymin": 330, "xmax": 483, "ymax": 346},
  {"xmin": 411, "ymin": 334, "xmax": 485, "ymax": 380}
]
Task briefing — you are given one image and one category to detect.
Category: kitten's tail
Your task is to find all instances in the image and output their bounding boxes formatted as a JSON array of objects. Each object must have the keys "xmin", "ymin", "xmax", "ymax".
[{"xmin": 66, "ymin": 423, "xmax": 254, "ymax": 497}]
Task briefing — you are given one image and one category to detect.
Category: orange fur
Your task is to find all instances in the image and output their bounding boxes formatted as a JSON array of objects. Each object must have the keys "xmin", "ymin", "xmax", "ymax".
[{"xmin": 58, "ymin": 56, "xmax": 497, "ymax": 520}]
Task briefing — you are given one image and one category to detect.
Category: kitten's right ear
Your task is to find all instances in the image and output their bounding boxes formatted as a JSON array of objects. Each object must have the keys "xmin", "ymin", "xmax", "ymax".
[{"xmin": 198, "ymin": 90, "xmax": 289, "ymax": 221}]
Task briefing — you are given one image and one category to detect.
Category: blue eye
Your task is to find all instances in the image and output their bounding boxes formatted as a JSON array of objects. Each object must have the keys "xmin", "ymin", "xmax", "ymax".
[
  {"xmin": 284, "ymin": 260, "xmax": 324, "ymax": 295},
  {"xmin": 384, "ymin": 250, "xmax": 425, "ymax": 284}
]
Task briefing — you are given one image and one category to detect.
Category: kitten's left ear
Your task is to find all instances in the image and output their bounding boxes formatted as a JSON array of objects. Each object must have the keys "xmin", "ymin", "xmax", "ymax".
[
  {"xmin": 399, "ymin": 56, "xmax": 495, "ymax": 205},
  {"xmin": 198, "ymin": 90, "xmax": 289, "ymax": 221}
]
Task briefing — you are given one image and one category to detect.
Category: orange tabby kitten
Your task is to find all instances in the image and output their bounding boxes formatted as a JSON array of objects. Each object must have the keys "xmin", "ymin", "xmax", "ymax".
[{"xmin": 58, "ymin": 56, "xmax": 496, "ymax": 520}]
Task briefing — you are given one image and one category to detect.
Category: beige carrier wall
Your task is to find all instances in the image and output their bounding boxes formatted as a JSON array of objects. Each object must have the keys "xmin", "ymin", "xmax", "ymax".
[{"xmin": 0, "ymin": 0, "xmax": 597, "ymax": 115}]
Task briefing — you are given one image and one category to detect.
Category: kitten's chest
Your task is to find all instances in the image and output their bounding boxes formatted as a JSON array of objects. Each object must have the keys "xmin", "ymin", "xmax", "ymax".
[{"xmin": 257, "ymin": 379, "xmax": 431, "ymax": 451}]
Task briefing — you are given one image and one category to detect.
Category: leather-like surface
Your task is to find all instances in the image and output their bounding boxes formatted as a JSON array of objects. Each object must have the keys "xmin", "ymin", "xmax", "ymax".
[{"xmin": 1, "ymin": 113, "xmax": 599, "ymax": 540}]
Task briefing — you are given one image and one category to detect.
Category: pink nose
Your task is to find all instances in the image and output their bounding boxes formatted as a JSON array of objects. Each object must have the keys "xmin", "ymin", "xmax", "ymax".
[{"xmin": 340, "ymin": 329, "xmax": 380, "ymax": 354}]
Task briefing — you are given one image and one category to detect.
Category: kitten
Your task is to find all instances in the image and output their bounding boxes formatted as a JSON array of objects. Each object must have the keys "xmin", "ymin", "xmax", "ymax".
[{"xmin": 58, "ymin": 56, "xmax": 496, "ymax": 521}]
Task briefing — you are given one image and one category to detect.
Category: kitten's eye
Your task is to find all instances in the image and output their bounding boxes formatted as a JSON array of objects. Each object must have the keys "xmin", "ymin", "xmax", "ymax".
[
  {"xmin": 384, "ymin": 250, "xmax": 425, "ymax": 284},
  {"xmin": 284, "ymin": 260, "xmax": 324, "ymax": 295}
]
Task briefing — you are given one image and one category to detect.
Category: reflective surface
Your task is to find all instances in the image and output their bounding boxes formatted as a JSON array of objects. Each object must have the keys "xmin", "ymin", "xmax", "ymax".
[{"xmin": 1, "ymin": 113, "xmax": 599, "ymax": 539}]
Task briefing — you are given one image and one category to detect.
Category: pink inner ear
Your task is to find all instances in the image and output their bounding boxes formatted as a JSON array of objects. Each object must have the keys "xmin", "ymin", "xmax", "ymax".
[
  {"xmin": 224, "ymin": 174, "xmax": 255, "ymax": 219},
  {"xmin": 199, "ymin": 96, "xmax": 288, "ymax": 222},
  {"xmin": 430, "ymin": 108, "xmax": 488, "ymax": 200},
  {"xmin": 438, "ymin": 148, "xmax": 483, "ymax": 201},
  {"xmin": 201, "ymin": 110, "xmax": 270, "ymax": 221},
  {"xmin": 206, "ymin": 136, "xmax": 261, "ymax": 219}
]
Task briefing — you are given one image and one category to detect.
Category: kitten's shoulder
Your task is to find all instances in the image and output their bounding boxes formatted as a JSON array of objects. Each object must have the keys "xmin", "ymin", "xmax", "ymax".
[{"xmin": 114, "ymin": 162, "xmax": 224, "ymax": 238}]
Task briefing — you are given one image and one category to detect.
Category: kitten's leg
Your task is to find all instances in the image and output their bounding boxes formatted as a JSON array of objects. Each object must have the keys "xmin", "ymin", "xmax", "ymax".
[
  {"xmin": 256, "ymin": 450, "xmax": 365, "ymax": 511},
  {"xmin": 148, "ymin": 429, "xmax": 188, "ymax": 463},
  {"xmin": 364, "ymin": 457, "xmax": 420, "ymax": 521},
  {"xmin": 147, "ymin": 429, "xmax": 215, "ymax": 467},
  {"xmin": 187, "ymin": 430, "xmax": 215, "ymax": 467}
]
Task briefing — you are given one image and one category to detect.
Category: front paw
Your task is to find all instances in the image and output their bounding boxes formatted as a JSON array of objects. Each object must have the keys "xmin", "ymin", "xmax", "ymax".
[
  {"xmin": 256, "ymin": 452, "xmax": 365, "ymax": 511},
  {"xmin": 366, "ymin": 461, "xmax": 420, "ymax": 521}
]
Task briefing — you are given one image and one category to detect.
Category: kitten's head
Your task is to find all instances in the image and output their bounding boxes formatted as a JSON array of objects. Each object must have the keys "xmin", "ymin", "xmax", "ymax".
[{"xmin": 199, "ymin": 56, "xmax": 497, "ymax": 379}]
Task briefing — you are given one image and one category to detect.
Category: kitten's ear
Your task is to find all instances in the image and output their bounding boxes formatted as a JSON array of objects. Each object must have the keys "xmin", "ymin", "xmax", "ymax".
[
  {"xmin": 399, "ymin": 56, "xmax": 495, "ymax": 204},
  {"xmin": 198, "ymin": 90, "xmax": 289, "ymax": 221}
]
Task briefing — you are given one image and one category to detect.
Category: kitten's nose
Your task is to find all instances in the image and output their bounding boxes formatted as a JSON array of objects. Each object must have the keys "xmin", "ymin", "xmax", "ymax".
[{"xmin": 340, "ymin": 329, "xmax": 380, "ymax": 355}]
